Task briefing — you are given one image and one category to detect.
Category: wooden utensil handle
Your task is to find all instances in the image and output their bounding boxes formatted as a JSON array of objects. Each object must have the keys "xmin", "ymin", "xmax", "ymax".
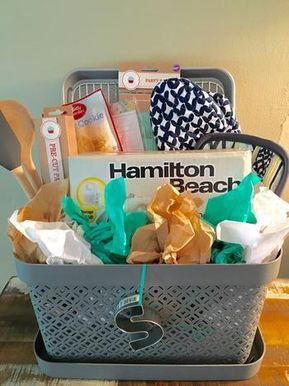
[
  {"xmin": 22, "ymin": 161, "xmax": 42, "ymax": 191},
  {"xmin": 29, "ymin": 165, "xmax": 42, "ymax": 189},
  {"xmin": 12, "ymin": 166, "xmax": 36, "ymax": 199}
]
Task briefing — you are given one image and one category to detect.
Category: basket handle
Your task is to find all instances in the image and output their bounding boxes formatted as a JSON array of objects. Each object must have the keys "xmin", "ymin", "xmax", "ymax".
[{"xmin": 195, "ymin": 133, "xmax": 289, "ymax": 196}]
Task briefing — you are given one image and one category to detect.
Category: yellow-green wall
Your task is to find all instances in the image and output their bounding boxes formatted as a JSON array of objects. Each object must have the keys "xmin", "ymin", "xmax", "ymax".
[{"xmin": 1, "ymin": 0, "xmax": 289, "ymax": 289}]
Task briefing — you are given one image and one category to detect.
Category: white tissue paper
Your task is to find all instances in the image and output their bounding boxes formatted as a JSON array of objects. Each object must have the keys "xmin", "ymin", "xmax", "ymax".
[
  {"xmin": 253, "ymin": 187, "xmax": 289, "ymax": 228},
  {"xmin": 9, "ymin": 210, "xmax": 103, "ymax": 265},
  {"xmin": 216, "ymin": 187, "xmax": 289, "ymax": 264}
]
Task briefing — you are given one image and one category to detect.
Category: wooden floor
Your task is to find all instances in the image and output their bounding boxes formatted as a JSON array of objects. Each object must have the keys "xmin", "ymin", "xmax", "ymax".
[{"xmin": 0, "ymin": 277, "xmax": 288, "ymax": 386}]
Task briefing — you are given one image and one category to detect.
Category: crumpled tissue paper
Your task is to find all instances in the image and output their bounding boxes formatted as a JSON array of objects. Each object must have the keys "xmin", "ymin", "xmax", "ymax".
[
  {"xmin": 128, "ymin": 184, "xmax": 215, "ymax": 264},
  {"xmin": 9, "ymin": 210, "xmax": 102, "ymax": 265},
  {"xmin": 203, "ymin": 172, "xmax": 260, "ymax": 228},
  {"xmin": 216, "ymin": 186, "xmax": 289, "ymax": 263},
  {"xmin": 7, "ymin": 180, "xmax": 70, "ymax": 263},
  {"xmin": 211, "ymin": 240, "xmax": 245, "ymax": 264}
]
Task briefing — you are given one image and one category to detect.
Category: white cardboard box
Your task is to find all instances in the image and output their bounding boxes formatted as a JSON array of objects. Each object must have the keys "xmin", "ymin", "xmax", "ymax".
[{"xmin": 69, "ymin": 150, "xmax": 252, "ymax": 220}]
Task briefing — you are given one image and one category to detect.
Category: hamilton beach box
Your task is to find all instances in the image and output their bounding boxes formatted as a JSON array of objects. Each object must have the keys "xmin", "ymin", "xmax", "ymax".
[{"xmin": 69, "ymin": 149, "xmax": 251, "ymax": 220}]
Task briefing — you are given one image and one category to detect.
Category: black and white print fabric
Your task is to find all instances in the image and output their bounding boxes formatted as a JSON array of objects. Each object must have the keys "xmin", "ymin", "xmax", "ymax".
[
  {"xmin": 252, "ymin": 147, "xmax": 274, "ymax": 178},
  {"xmin": 150, "ymin": 78, "xmax": 240, "ymax": 151}
]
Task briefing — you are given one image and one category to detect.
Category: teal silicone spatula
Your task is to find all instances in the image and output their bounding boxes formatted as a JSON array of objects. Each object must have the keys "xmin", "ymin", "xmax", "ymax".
[{"xmin": 0, "ymin": 110, "xmax": 36, "ymax": 198}]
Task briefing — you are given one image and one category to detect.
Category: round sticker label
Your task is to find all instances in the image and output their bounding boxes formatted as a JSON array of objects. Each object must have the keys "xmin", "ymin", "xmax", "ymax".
[
  {"xmin": 121, "ymin": 70, "xmax": 140, "ymax": 90},
  {"xmin": 41, "ymin": 120, "xmax": 61, "ymax": 140}
]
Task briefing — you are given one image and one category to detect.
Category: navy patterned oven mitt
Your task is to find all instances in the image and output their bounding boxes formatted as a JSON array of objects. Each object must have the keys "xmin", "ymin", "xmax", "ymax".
[{"xmin": 150, "ymin": 78, "xmax": 240, "ymax": 150}]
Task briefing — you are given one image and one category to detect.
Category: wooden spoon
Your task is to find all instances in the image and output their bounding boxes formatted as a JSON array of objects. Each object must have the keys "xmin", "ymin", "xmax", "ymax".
[{"xmin": 0, "ymin": 100, "xmax": 42, "ymax": 192}]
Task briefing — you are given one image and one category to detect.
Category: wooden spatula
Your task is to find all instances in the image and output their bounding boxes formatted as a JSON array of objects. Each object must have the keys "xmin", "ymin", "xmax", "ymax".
[
  {"xmin": 0, "ymin": 100, "xmax": 42, "ymax": 192},
  {"xmin": 0, "ymin": 111, "xmax": 36, "ymax": 198}
]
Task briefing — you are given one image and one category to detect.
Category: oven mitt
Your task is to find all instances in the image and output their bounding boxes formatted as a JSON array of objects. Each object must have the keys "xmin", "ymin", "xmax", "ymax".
[
  {"xmin": 150, "ymin": 78, "xmax": 240, "ymax": 150},
  {"xmin": 252, "ymin": 147, "xmax": 274, "ymax": 178}
]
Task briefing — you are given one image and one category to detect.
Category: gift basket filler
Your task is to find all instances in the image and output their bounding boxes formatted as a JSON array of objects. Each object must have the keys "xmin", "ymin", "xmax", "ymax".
[{"xmin": 3, "ymin": 65, "xmax": 289, "ymax": 381}]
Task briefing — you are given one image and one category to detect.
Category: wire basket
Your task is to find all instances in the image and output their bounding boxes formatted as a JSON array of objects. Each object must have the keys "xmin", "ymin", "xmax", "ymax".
[{"xmin": 62, "ymin": 67, "xmax": 235, "ymax": 105}]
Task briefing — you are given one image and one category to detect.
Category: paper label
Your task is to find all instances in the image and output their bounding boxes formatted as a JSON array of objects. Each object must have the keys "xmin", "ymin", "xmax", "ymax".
[
  {"xmin": 117, "ymin": 294, "xmax": 140, "ymax": 310},
  {"xmin": 119, "ymin": 66, "xmax": 180, "ymax": 90},
  {"xmin": 41, "ymin": 118, "xmax": 64, "ymax": 182}
]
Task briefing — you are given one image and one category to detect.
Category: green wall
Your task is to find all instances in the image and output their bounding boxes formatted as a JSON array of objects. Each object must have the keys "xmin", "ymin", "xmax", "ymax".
[{"xmin": 1, "ymin": 0, "xmax": 289, "ymax": 290}]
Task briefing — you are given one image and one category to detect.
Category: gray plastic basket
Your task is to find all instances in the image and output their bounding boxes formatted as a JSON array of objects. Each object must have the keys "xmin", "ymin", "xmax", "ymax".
[
  {"xmin": 15, "ymin": 253, "xmax": 281, "ymax": 366},
  {"xmin": 14, "ymin": 67, "xmax": 279, "ymax": 380},
  {"xmin": 33, "ymin": 328, "xmax": 265, "ymax": 380},
  {"xmin": 62, "ymin": 67, "xmax": 235, "ymax": 106}
]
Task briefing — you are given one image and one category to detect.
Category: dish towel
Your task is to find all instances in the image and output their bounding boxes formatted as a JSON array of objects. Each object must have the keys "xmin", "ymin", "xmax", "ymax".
[{"xmin": 150, "ymin": 78, "xmax": 240, "ymax": 151}]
